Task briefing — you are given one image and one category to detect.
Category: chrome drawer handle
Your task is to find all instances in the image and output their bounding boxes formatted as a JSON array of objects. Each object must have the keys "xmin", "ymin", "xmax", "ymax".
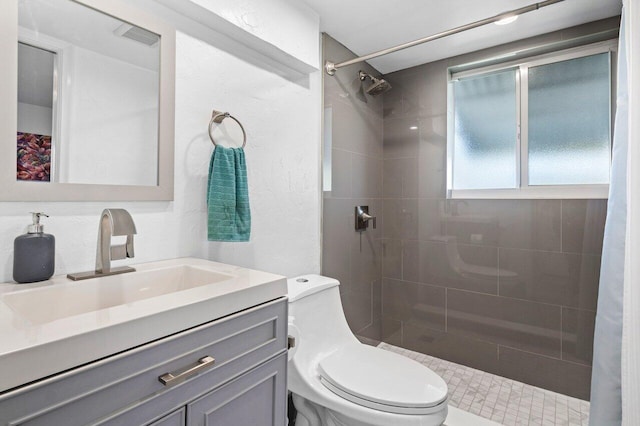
[{"xmin": 159, "ymin": 356, "xmax": 215, "ymax": 387}]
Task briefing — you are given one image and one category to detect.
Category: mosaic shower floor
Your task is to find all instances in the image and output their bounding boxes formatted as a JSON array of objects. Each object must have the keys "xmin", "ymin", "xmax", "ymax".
[{"xmin": 379, "ymin": 343, "xmax": 590, "ymax": 426}]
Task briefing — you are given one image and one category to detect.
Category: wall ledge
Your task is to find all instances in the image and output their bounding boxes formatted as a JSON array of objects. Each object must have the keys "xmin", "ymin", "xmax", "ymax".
[{"xmin": 155, "ymin": 0, "xmax": 319, "ymax": 75}]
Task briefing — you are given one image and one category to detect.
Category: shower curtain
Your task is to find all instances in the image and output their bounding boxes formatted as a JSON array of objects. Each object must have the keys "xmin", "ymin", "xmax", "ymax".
[
  {"xmin": 590, "ymin": 2, "xmax": 640, "ymax": 425},
  {"xmin": 621, "ymin": 1, "xmax": 640, "ymax": 424}
]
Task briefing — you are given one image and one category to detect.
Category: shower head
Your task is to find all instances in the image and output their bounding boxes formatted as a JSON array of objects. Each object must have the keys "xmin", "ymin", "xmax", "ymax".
[{"xmin": 358, "ymin": 70, "xmax": 392, "ymax": 96}]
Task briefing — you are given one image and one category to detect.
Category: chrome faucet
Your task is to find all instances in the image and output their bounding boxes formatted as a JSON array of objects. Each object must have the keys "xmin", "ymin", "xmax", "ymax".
[{"xmin": 67, "ymin": 209, "xmax": 137, "ymax": 281}]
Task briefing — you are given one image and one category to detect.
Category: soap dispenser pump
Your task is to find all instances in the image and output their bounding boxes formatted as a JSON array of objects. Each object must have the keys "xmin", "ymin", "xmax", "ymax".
[{"xmin": 13, "ymin": 212, "xmax": 55, "ymax": 283}]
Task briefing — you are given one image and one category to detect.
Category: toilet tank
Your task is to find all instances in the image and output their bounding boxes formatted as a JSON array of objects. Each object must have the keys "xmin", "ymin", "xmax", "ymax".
[
  {"xmin": 287, "ymin": 275, "xmax": 358, "ymax": 350},
  {"xmin": 288, "ymin": 274, "xmax": 340, "ymax": 303}
]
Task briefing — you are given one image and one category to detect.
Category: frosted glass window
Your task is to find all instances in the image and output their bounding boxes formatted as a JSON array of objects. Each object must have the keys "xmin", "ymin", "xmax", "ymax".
[
  {"xmin": 528, "ymin": 53, "xmax": 611, "ymax": 185},
  {"xmin": 453, "ymin": 69, "xmax": 517, "ymax": 189}
]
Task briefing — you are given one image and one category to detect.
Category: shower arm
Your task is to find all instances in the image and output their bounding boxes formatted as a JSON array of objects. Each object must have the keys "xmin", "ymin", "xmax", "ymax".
[{"xmin": 324, "ymin": 0, "xmax": 565, "ymax": 76}]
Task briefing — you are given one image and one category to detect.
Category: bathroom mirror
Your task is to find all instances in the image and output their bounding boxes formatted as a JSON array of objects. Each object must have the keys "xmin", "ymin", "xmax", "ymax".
[{"xmin": 0, "ymin": 0, "xmax": 175, "ymax": 201}]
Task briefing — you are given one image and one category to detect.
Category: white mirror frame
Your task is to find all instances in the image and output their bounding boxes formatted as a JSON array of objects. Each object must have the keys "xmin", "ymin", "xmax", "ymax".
[{"xmin": 0, "ymin": 0, "xmax": 176, "ymax": 201}]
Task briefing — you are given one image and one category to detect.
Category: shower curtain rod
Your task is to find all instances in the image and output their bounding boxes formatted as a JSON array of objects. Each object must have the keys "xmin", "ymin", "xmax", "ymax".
[{"xmin": 324, "ymin": 0, "xmax": 565, "ymax": 75}]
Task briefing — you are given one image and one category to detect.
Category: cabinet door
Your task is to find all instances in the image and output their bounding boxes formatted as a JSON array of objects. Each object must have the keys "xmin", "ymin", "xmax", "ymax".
[
  {"xmin": 148, "ymin": 408, "xmax": 185, "ymax": 426},
  {"xmin": 188, "ymin": 353, "xmax": 287, "ymax": 426}
]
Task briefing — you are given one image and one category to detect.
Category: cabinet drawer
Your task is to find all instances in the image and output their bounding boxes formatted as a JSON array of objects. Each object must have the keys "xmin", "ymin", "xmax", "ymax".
[
  {"xmin": 147, "ymin": 408, "xmax": 185, "ymax": 426},
  {"xmin": 0, "ymin": 297, "xmax": 287, "ymax": 426}
]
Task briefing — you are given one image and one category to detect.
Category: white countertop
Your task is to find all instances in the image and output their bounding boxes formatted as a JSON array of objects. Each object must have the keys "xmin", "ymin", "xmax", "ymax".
[{"xmin": 0, "ymin": 257, "xmax": 287, "ymax": 394}]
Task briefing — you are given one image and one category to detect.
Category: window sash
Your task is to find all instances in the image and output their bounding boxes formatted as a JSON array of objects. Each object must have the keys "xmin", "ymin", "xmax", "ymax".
[{"xmin": 447, "ymin": 40, "xmax": 616, "ymax": 199}]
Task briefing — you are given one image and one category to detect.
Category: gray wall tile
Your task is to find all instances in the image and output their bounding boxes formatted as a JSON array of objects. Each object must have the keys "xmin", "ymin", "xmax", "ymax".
[
  {"xmin": 322, "ymin": 198, "xmax": 353, "ymax": 291},
  {"xmin": 383, "ymin": 198, "xmax": 418, "ymax": 239},
  {"xmin": 383, "ymin": 158, "xmax": 418, "ymax": 198},
  {"xmin": 498, "ymin": 346, "xmax": 592, "ymax": 400},
  {"xmin": 499, "ymin": 248, "xmax": 601, "ymax": 311},
  {"xmin": 562, "ymin": 307, "xmax": 596, "ymax": 366},
  {"xmin": 381, "ymin": 315, "xmax": 403, "ymax": 346},
  {"xmin": 352, "ymin": 154, "xmax": 382, "ymax": 198},
  {"xmin": 322, "ymin": 34, "xmax": 384, "ymax": 343},
  {"xmin": 382, "ymin": 278, "xmax": 446, "ymax": 332},
  {"xmin": 403, "ymin": 240, "xmax": 499, "ymax": 294},
  {"xmin": 328, "ymin": 148, "xmax": 351, "ymax": 198},
  {"xmin": 342, "ymin": 288, "xmax": 372, "ymax": 334},
  {"xmin": 355, "ymin": 279, "xmax": 383, "ymax": 343},
  {"xmin": 417, "ymin": 115, "xmax": 447, "ymax": 198},
  {"xmin": 330, "ymin": 96, "xmax": 383, "ymax": 157},
  {"xmin": 382, "ymin": 86, "xmax": 403, "ymax": 119},
  {"xmin": 402, "ymin": 323, "xmax": 501, "ymax": 375},
  {"xmin": 560, "ymin": 16, "xmax": 620, "ymax": 41},
  {"xmin": 350, "ymin": 234, "xmax": 382, "ymax": 294},
  {"xmin": 383, "ymin": 116, "xmax": 420, "ymax": 159},
  {"xmin": 382, "ymin": 238, "xmax": 402, "ymax": 279},
  {"xmin": 562, "ymin": 199, "xmax": 607, "ymax": 255},
  {"xmin": 444, "ymin": 200, "xmax": 562, "ymax": 251},
  {"xmin": 447, "ymin": 290, "xmax": 562, "ymax": 358},
  {"xmin": 418, "ymin": 198, "xmax": 447, "ymax": 241},
  {"xmin": 388, "ymin": 60, "xmax": 449, "ymax": 118},
  {"xmin": 401, "ymin": 240, "xmax": 420, "ymax": 283}
]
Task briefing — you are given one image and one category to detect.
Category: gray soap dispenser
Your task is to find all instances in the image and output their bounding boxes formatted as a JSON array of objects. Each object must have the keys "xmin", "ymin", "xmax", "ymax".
[{"xmin": 13, "ymin": 212, "xmax": 55, "ymax": 283}]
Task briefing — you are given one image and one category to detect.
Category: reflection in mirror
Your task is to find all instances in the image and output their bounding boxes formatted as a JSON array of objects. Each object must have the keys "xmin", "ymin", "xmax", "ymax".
[
  {"xmin": 17, "ymin": 42, "xmax": 55, "ymax": 182},
  {"xmin": 17, "ymin": 0, "xmax": 160, "ymax": 186}
]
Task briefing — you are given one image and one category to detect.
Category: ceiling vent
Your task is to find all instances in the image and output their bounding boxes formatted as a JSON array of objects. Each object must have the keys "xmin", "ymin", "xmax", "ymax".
[{"xmin": 114, "ymin": 23, "xmax": 159, "ymax": 47}]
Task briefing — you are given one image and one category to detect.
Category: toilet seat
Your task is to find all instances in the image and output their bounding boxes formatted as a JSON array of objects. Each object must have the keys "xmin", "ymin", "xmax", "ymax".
[{"xmin": 318, "ymin": 344, "xmax": 448, "ymax": 415}]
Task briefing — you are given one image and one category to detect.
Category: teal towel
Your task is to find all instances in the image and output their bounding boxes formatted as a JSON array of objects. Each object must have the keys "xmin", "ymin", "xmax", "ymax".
[{"xmin": 207, "ymin": 146, "xmax": 251, "ymax": 241}]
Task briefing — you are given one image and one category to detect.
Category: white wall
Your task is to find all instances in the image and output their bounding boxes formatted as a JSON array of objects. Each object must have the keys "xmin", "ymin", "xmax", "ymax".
[{"xmin": 0, "ymin": 0, "xmax": 322, "ymax": 282}]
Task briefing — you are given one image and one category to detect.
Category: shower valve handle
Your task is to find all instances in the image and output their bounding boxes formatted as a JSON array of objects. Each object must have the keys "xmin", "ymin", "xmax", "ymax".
[
  {"xmin": 355, "ymin": 206, "xmax": 376, "ymax": 231},
  {"xmin": 362, "ymin": 213, "xmax": 376, "ymax": 229}
]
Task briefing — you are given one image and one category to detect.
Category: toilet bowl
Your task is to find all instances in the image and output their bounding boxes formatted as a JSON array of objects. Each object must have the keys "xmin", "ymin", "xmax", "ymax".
[{"xmin": 287, "ymin": 275, "xmax": 449, "ymax": 426}]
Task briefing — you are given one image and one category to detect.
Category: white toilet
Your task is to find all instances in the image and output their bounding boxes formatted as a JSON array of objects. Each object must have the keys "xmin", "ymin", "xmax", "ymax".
[{"xmin": 287, "ymin": 275, "xmax": 449, "ymax": 426}]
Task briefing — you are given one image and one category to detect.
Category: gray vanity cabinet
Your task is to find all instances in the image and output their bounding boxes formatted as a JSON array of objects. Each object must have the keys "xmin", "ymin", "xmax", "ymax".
[
  {"xmin": 149, "ymin": 408, "xmax": 186, "ymax": 426},
  {"xmin": 0, "ymin": 298, "xmax": 288, "ymax": 426}
]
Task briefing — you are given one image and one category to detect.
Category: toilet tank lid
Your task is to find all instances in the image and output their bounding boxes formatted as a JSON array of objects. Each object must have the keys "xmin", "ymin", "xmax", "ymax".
[{"xmin": 287, "ymin": 275, "xmax": 339, "ymax": 302}]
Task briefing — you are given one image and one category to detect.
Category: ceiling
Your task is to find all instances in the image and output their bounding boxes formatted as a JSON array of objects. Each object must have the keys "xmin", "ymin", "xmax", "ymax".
[{"xmin": 301, "ymin": 0, "xmax": 622, "ymax": 74}]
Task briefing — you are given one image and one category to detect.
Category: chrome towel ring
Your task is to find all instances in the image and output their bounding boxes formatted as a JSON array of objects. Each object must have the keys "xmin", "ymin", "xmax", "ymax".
[{"xmin": 208, "ymin": 110, "xmax": 247, "ymax": 148}]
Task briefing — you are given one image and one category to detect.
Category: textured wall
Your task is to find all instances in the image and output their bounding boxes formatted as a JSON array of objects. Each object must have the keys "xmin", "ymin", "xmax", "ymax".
[
  {"xmin": 0, "ymin": 0, "xmax": 322, "ymax": 282},
  {"xmin": 379, "ymin": 17, "xmax": 619, "ymax": 400},
  {"xmin": 321, "ymin": 34, "xmax": 384, "ymax": 338}
]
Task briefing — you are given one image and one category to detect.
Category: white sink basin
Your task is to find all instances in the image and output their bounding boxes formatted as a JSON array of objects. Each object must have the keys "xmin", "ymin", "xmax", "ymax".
[{"xmin": 3, "ymin": 265, "xmax": 233, "ymax": 325}]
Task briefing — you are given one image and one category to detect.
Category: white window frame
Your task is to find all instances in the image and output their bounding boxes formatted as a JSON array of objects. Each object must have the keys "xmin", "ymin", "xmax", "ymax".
[{"xmin": 446, "ymin": 39, "xmax": 617, "ymax": 199}]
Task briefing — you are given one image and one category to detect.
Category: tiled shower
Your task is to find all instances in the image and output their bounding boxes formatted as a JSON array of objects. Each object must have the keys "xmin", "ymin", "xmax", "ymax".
[{"xmin": 322, "ymin": 16, "xmax": 619, "ymax": 402}]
